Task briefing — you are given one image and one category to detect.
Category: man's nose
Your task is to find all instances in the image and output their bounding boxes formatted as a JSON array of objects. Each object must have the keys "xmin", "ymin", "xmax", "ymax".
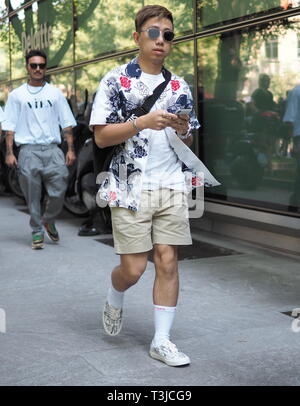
[{"xmin": 155, "ymin": 32, "xmax": 164, "ymax": 43}]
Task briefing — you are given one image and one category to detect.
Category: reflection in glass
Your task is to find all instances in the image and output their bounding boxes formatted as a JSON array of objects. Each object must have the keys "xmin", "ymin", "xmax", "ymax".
[
  {"xmin": 75, "ymin": 55, "xmax": 135, "ymax": 118},
  {"xmin": 166, "ymin": 41, "xmax": 194, "ymax": 90},
  {"xmin": 0, "ymin": 19, "xmax": 10, "ymax": 82},
  {"xmin": 48, "ymin": 70, "xmax": 75, "ymax": 114},
  {"xmin": 197, "ymin": 0, "xmax": 299, "ymax": 31},
  {"xmin": 0, "ymin": 1, "xmax": 7, "ymax": 18},
  {"xmin": 0, "ymin": 84, "xmax": 11, "ymax": 107},
  {"xmin": 74, "ymin": 0, "xmax": 193, "ymax": 62},
  {"xmin": 198, "ymin": 17, "xmax": 300, "ymax": 214},
  {"xmin": 9, "ymin": 0, "xmax": 73, "ymax": 80}
]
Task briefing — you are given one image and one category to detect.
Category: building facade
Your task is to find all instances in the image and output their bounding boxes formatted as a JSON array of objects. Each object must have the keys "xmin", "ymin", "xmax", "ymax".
[{"xmin": 1, "ymin": 0, "xmax": 300, "ymax": 252}]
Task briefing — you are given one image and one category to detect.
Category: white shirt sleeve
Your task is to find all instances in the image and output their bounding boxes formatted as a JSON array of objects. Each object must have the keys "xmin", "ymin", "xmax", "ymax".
[
  {"xmin": 89, "ymin": 74, "xmax": 121, "ymax": 127},
  {"xmin": 283, "ymin": 88, "xmax": 298, "ymax": 123},
  {"xmin": 57, "ymin": 90, "xmax": 77, "ymax": 129},
  {"xmin": 2, "ymin": 93, "xmax": 20, "ymax": 132},
  {"xmin": 0, "ymin": 106, "xmax": 4, "ymax": 123}
]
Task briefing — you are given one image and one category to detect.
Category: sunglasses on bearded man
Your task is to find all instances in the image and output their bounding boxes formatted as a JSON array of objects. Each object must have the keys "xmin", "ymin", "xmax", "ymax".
[{"xmin": 29, "ymin": 63, "xmax": 47, "ymax": 70}]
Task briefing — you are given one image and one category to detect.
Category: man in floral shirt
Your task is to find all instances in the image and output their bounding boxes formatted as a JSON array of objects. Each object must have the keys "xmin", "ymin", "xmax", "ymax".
[{"xmin": 90, "ymin": 5, "xmax": 204, "ymax": 367}]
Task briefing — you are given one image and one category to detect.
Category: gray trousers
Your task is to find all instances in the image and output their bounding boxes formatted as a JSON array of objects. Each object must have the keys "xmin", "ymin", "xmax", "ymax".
[{"xmin": 18, "ymin": 144, "xmax": 69, "ymax": 233}]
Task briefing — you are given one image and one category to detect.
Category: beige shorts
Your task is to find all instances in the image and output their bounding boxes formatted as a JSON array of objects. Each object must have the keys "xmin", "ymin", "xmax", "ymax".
[{"xmin": 111, "ymin": 189, "xmax": 192, "ymax": 254}]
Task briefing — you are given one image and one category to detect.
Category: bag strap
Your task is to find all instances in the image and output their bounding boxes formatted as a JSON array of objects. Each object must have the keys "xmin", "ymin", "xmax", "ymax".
[
  {"xmin": 92, "ymin": 68, "xmax": 172, "ymax": 177},
  {"xmin": 125, "ymin": 68, "xmax": 172, "ymax": 120}
]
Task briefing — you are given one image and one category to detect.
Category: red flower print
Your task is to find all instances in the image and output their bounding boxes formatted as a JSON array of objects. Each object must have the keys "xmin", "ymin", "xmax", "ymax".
[
  {"xmin": 109, "ymin": 191, "xmax": 117, "ymax": 201},
  {"xmin": 120, "ymin": 76, "xmax": 131, "ymax": 89},
  {"xmin": 171, "ymin": 80, "xmax": 180, "ymax": 92},
  {"xmin": 192, "ymin": 176, "xmax": 203, "ymax": 187}
]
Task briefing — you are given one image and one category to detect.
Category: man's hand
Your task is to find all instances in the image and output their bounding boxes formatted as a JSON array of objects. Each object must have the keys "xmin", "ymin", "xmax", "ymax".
[
  {"xmin": 5, "ymin": 153, "xmax": 18, "ymax": 168},
  {"xmin": 137, "ymin": 109, "xmax": 177, "ymax": 131},
  {"xmin": 169, "ymin": 114, "xmax": 189, "ymax": 135},
  {"xmin": 65, "ymin": 150, "xmax": 76, "ymax": 166},
  {"xmin": 62, "ymin": 127, "xmax": 76, "ymax": 166}
]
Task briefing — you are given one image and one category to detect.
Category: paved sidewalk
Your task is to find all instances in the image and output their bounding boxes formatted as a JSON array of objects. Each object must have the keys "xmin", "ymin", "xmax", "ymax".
[{"xmin": 0, "ymin": 195, "xmax": 300, "ymax": 386}]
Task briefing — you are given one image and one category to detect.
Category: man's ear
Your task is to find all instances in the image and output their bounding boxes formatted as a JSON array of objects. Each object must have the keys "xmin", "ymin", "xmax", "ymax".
[{"xmin": 133, "ymin": 31, "xmax": 140, "ymax": 46}]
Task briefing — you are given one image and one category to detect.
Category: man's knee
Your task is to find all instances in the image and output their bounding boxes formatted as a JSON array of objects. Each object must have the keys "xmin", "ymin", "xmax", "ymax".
[
  {"xmin": 154, "ymin": 245, "xmax": 178, "ymax": 277},
  {"xmin": 44, "ymin": 171, "xmax": 68, "ymax": 198},
  {"xmin": 120, "ymin": 254, "xmax": 148, "ymax": 285}
]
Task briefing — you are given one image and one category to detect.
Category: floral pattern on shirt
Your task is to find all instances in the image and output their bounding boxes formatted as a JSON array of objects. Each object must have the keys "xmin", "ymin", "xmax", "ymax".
[{"xmin": 90, "ymin": 57, "xmax": 200, "ymax": 211}]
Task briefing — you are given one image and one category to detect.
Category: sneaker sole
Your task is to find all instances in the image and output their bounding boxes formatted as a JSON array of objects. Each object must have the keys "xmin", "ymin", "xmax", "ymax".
[
  {"xmin": 149, "ymin": 350, "xmax": 190, "ymax": 367},
  {"xmin": 43, "ymin": 225, "xmax": 59, "ymax": 242},
  {"xmin": 102, "ymin": 310, "xmax": 123, "ymax": 336},
  {"xmin": 44, "ymin": 231, "xmax": 59, "ymax": 243},
  {"xmin": 32, "ymin": 243, "xmax": 44, "ymax": 250}
]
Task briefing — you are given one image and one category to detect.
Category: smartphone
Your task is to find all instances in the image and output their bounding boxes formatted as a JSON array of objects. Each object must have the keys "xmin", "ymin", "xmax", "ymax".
[{"xmin": 176, "ymin": 108, "xmax": 192, "ymax": 116}]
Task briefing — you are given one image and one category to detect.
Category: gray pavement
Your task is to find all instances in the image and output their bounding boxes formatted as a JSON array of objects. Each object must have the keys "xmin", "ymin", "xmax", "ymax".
[{"xmin": 1, "ymin": 194, "xmax": 300, "ymax": 386}]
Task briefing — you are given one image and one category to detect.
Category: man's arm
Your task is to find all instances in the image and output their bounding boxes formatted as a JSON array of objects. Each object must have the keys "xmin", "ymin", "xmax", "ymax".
[
  {"xmin": 94, "ymin": 110, "xmax": 177, "ymax": 148},
  {"xmin": 62, "ymin": 127, "xmax": 76, "ymax": 166},
  {"xmin": 5, "ymin": 131, "xmax": 18, "ymax": 167},
  {"xmin": 94, "ymin": 121, "xmax": 140, "ymax": 148},
  {"xmin": 180, "ymin": 134, "xmax": 193, "ymax": 147}
]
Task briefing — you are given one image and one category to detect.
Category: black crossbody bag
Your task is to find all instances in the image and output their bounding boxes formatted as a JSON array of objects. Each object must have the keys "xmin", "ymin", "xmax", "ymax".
[{"xmin": 92, "ymin": 68, "xmax": 171, "ymax": 177}]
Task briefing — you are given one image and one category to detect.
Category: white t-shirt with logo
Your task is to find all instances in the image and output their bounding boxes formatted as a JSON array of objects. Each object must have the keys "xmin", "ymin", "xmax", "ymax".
[
  {"xmin": 0, "ymin": 105, "xmax": 4, "ymax": 123},
  {"xmin": 3, "ymin": 82, "xmax": 76, "ymax": 145},
  {"xmin": 140, "ymin": 71, "xmax": 185, "ymax": 191}
]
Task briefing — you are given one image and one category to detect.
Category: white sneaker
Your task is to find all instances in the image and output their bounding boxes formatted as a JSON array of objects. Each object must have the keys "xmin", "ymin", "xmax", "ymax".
[
  {"xmin": 102, "ymin": 301, "xmax": 123, "ymax": 336},
  {"xmin": 149, "ymin": 339, "xmax": 190, "ymax": 367}
]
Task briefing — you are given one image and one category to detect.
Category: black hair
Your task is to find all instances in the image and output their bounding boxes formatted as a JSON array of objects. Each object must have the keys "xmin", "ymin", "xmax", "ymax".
[
  {"xmin": 135, "ymin": 5, "xmax": 173, "ymax": 32},
  {"xmin": 25, "ymin": 49, "xmax": 47, "ymax": 65}
]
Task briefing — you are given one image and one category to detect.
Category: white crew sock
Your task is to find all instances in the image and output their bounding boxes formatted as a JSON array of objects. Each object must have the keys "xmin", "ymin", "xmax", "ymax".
[
  {"xmin": 153, "ymin": 305, "xmax": 177, "ymax": 345},
  {"xmin": 107, "ymin": 284, "xmax": 124, "ymax": 309}
]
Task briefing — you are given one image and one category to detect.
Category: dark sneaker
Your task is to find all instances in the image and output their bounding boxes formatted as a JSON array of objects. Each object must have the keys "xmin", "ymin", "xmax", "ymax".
[
  {"xmin": 32, "ymin": 233, "xmax": 44, "ymax": 250},
  {"xmin": 102, "ymin": 301, "xmax": 123, "ymax": 336},
  {"xmin": 44, "ymin": 223, "xmax": 59, "ymax": 242}
]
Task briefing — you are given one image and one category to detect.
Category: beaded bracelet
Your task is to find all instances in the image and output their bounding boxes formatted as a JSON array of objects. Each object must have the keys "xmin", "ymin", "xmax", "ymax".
[{"xmin": 132, "ymin": 118, "xmax": 142, "ymax": 133}]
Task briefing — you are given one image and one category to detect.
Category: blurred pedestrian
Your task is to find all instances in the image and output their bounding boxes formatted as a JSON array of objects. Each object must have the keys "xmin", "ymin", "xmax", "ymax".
[
  {"xmin": 3, "ymin": 49, "xmax": 77, "ymax": 249},
  {"xmin": 283, "ymin": 84, "xmax": 300, "ymax": 211},
  {"xmin": 0, "ymin": 106, "xmax": 4, "ymax": 128}
]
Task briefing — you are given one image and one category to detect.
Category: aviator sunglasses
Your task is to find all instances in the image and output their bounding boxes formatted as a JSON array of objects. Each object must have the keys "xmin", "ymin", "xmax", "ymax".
[
  {"xmin": 29, "ymin": 63, "xmax": 46, "ymax": 70},
  {"xmin": 140, "ymin": 27, "xmax": 175, "ymax": 42}
]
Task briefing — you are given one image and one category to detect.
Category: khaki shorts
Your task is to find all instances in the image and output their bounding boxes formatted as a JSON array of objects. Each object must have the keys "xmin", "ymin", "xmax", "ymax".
[{"xmin": 111, "ymin": 189, "xmax": 192, "ymax": 254}]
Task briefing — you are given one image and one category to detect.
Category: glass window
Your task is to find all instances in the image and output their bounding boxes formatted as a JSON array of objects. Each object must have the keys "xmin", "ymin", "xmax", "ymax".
[
  {"xmin": 9, "ymin": 0, "xmax": 73, "ymax": 80},
  {"xmin": 74, "ymin": 0, "xmax": 194, "ymax": 63},
  {"xmin": 0, "ymin": 1, "xmax": 7, "ymax": 18},
  {"xmin": 48, "ymin": 70, "xmax": 75, "ymax": 96},
  {"xmin": 0, "ymin": 84, "xmax": 11, "ymax": 107},
  {"xmin": 166, "ymin": 41, "xmax": 195, "ymax": 91},
  {"xmin": 197, "ymin": 0, "xmax": 299, "ymax": 31},
  {"xmin": 75, "ymin": 55, "xmax": 135, "ymax": 121},
  {"xmin": 197, "ymin": 17, "xmax": 300, "ymax": 215},
  {"xmin": 265, "ymin": 37, "xmax": 278, "ymax": 59},
  {"xmin": 0, "ymin": 19, "xmax": 10, "ymax": 81}
]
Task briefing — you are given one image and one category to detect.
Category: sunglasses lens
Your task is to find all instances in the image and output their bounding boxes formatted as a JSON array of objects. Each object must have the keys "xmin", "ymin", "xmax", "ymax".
[
  {"xmin": 30, "ymin": 63, "xmax": 46, "ymax": 69},
  {"xmin": 148, "ymin": 28, "xmax": 160, "ymax": 39},
  {"xmin": 164, "ymin": 31, "xmax": 174, "ymax": 42}
]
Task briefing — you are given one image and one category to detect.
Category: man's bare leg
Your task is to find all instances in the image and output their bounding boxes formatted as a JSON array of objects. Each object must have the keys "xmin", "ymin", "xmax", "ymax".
[
  {"xmin": 153, "ymin": 244, "xmax": 179, "ymax": 307},
  {"xmin": 103, "ymin": 251, "xmax": 149, "ymax": 336},
  {"xmin": 150, "ymin": 244, "xmax": 190, "ymax": 366}
]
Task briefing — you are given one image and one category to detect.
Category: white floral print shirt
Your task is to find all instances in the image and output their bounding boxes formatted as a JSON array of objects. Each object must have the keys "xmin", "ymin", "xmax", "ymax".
[{"xmin": 90, "ymin": 57, "xmax": 200, "ymax": 211}]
